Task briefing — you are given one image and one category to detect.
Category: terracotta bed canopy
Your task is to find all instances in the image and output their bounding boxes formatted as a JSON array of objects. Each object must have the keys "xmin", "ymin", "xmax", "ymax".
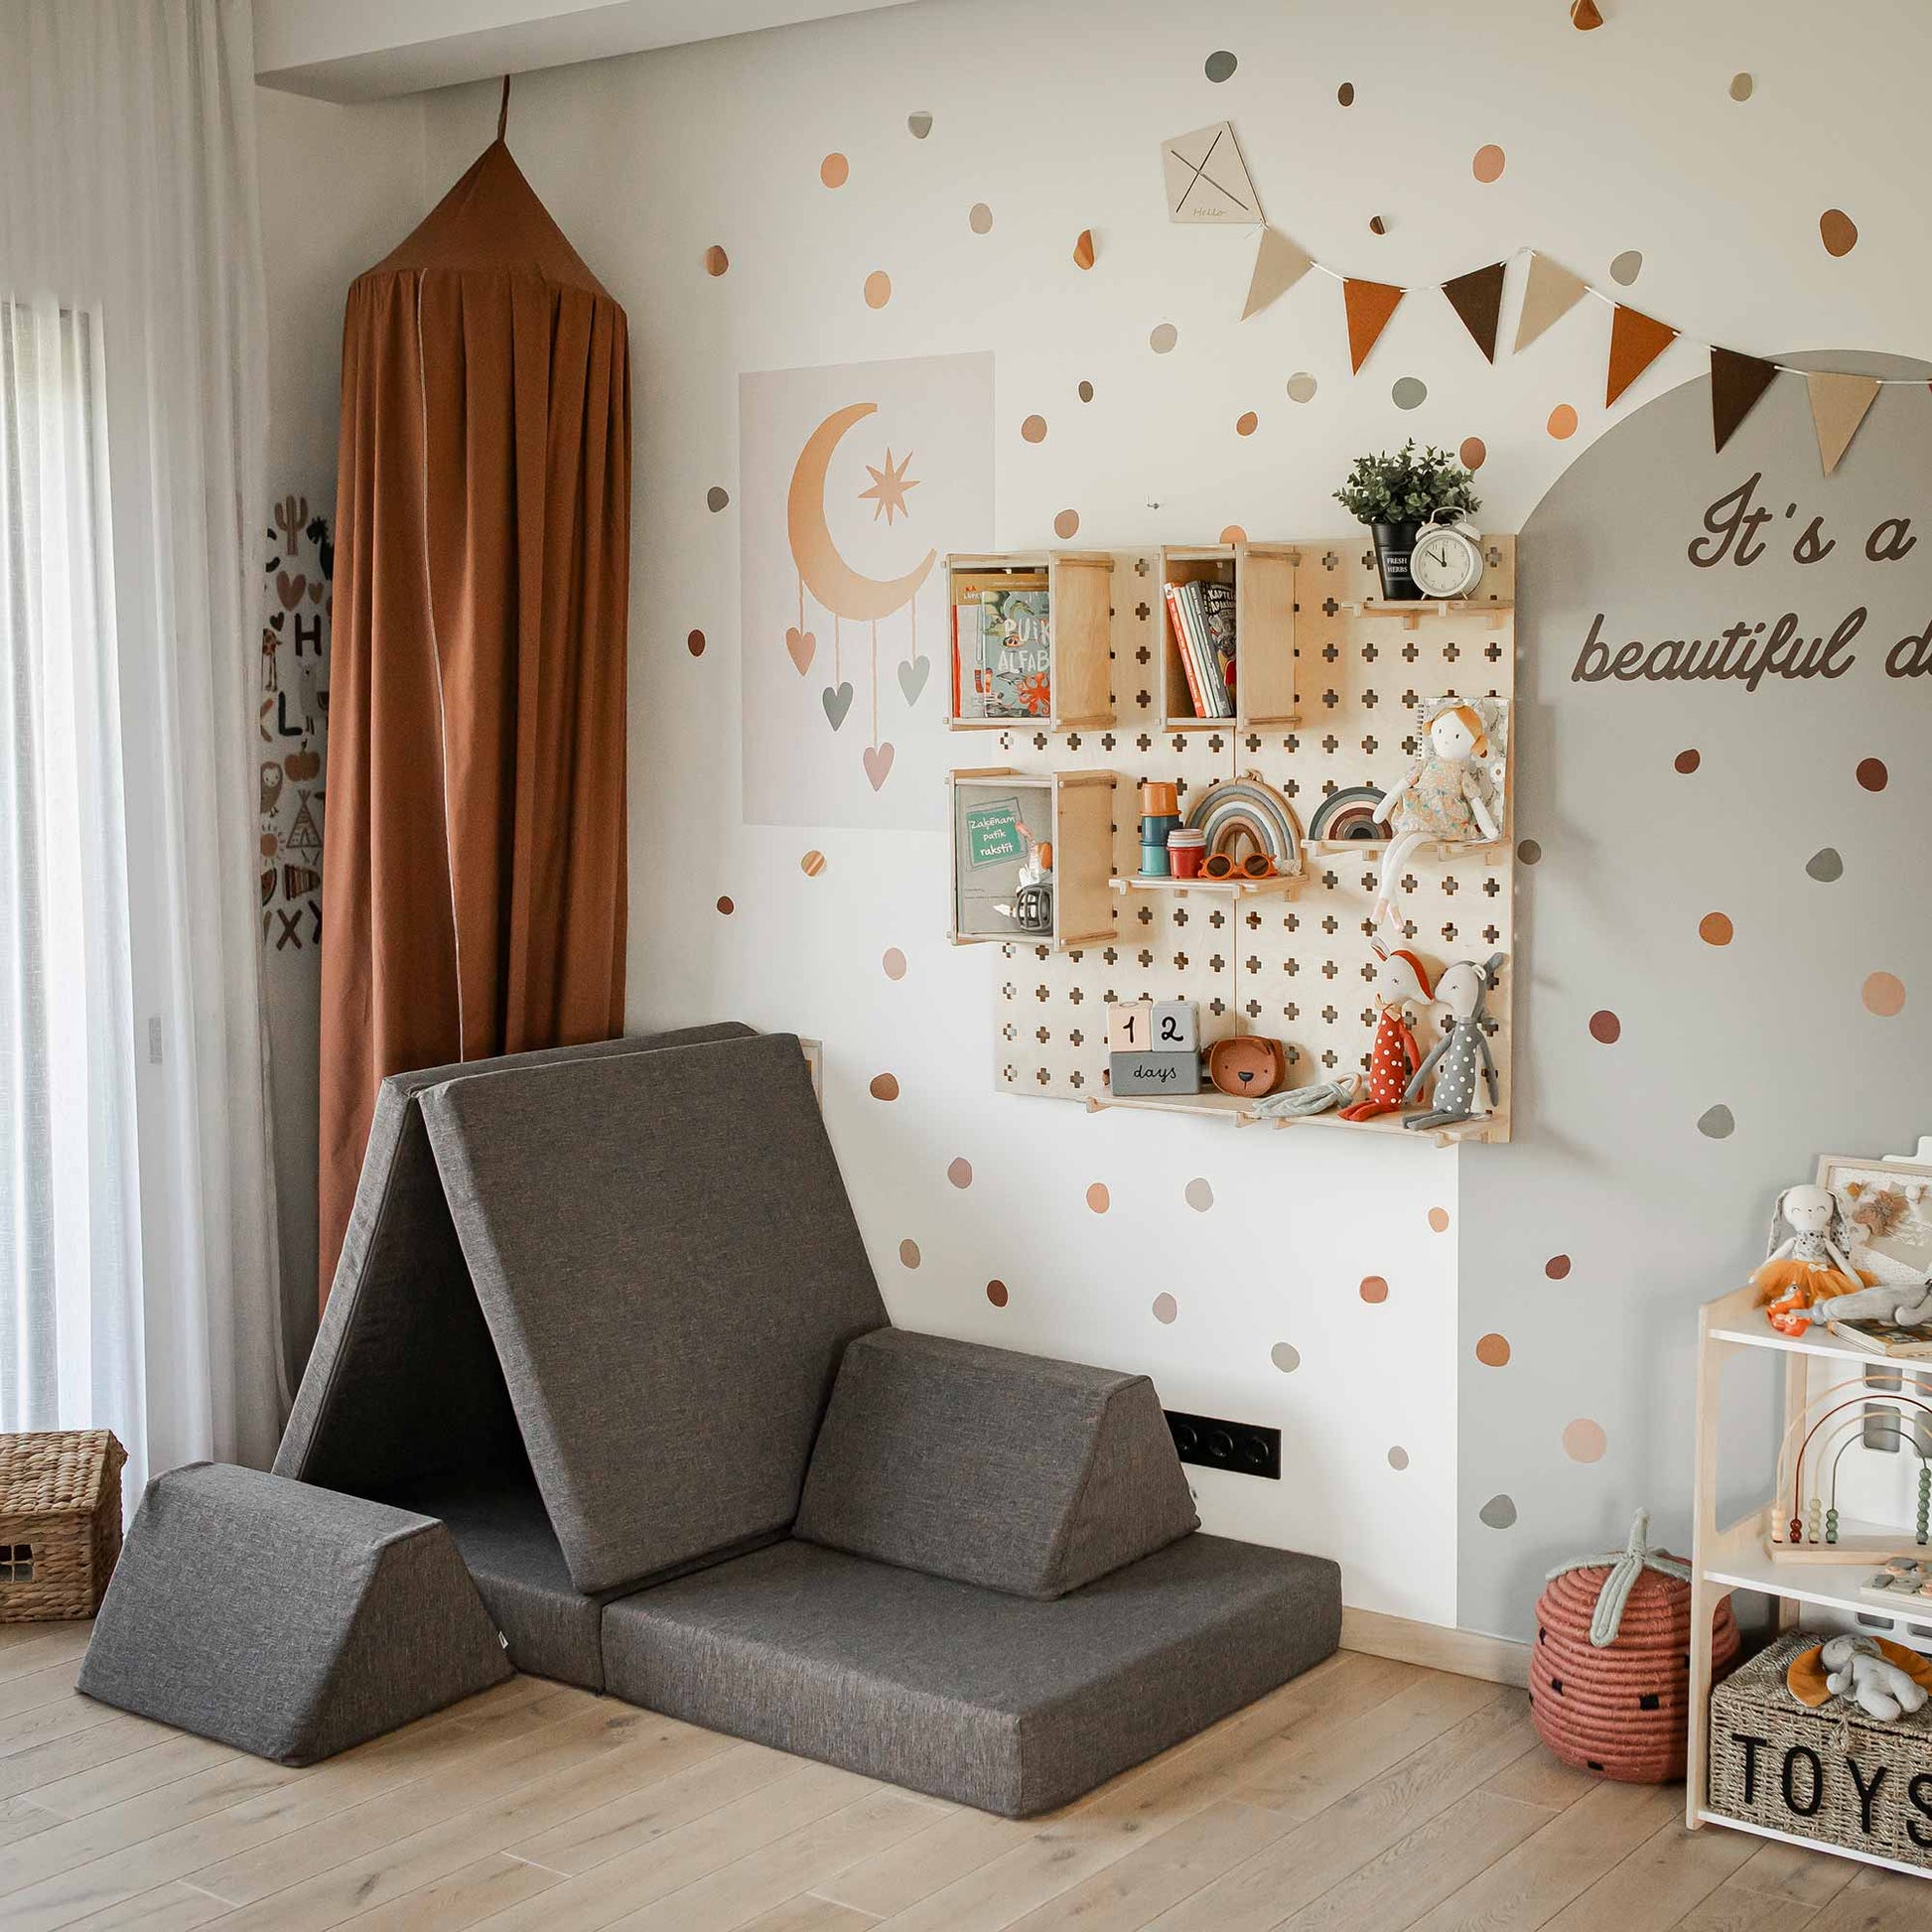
[{"xmin": 318, "ymin": 131, "xmax": 630, "ymax": 1303}]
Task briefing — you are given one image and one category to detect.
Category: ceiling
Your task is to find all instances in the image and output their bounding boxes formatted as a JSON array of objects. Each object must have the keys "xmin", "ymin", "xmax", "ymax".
[{"xmin": 253, "ymin": 0, "xmax": 914, "ymax": 101}]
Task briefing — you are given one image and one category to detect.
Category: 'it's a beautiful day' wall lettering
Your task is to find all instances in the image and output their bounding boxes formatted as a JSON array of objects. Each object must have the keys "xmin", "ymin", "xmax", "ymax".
[{"xmin": 1572, "ymin": 473, "xmax": 1929, "ymax": 689}]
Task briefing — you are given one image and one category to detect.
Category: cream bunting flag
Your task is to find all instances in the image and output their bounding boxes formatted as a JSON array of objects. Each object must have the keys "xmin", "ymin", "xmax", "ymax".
[
  {"xmin": 1241, "ymin": 225, "xmax": 1313, "ymax": 321},
  {"xmin": 1514, "ymin": 252, "xmax": 1588, "ymax": 354},
  {"xmin": 1806, "ymin": 371, "xmax": 1880, "ymax": 476}
]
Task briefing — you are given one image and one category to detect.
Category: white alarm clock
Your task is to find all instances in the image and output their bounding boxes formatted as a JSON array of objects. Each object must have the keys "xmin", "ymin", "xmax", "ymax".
[{"xmin": 1409, "ymin": 510, "xmax": 1484, "ymax": 599}]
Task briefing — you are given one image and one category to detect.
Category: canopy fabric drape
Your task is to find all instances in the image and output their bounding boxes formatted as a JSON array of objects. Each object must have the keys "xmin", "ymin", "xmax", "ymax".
[{"xmin": 318, "ymin": 141, "xmax": 630, "ymax": 1303}]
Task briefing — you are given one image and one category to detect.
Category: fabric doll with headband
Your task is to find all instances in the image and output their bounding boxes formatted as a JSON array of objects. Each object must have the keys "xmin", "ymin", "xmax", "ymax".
[
  {"xmin": 1371, "ymin": 699, "xmax": 1501, "ymax": 925},
  {"xmin": 1754, "ymin": 1181, "xmax": 1876, "ymax": 1337},
  {"xmin": 1339, "ymin": 944, "xmax": 1434, "ymax": 1122}
]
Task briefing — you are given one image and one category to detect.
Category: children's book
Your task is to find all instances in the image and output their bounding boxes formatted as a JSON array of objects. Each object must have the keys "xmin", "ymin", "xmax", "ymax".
[
  {"xmin": 1165, "ymin": 581, "xmax": 1234, "ymax": 719},
  {"xmin": 1825, "ymin": 1316, "xmax": 1932, "ymax": 1360},
  {"xmin": 953, "ymin": 573, "xmax": 1051, "ymax": 720}
]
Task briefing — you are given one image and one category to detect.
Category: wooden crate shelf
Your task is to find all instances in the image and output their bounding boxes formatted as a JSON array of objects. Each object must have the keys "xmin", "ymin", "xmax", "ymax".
[
  {"xmin": 1156, "ymin": 542, "xmax": 1299, "ymax": 731},
  {"xmin": 948, "ymin": 766, "xmax": 1115, "ymax": 950},
  {"xmin": 945, "ymin": 551, "xmax": 1114, "ymax": 732}
]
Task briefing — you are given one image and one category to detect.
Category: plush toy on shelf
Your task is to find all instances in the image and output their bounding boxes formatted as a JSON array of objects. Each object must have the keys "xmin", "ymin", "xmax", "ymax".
[
  {"xmin": 1753, "ymin": 1182, "xmax": 1875, "ymax": 1337},
  {"xmin": 1371, "ymin": 699, "xmax": 1502, "ymax": 925},
  {"xmin": 1403, "ymin": 952, "xmax": 1506, "ymax": 1131},
  {"xmin": 1819, "ymin": 1634, "xmax": 1931, "ymax": 1723},
  {"xmin": 1337, "ymin": 945, "xmax": 1433, "ymax": 1123}
]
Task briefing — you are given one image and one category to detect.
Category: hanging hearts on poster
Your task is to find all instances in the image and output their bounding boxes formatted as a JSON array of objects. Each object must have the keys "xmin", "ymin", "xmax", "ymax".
[
  {"xmin": 863, "ymin": 743, "xmax": 896, "ymax": 790},
  {"xmin": 897, "ymin": 655, "xmax": 931, "ymax": 705},
  {"xmin": 785, "ymin": 625, "xmax": 816, "ymax": 675},
  {"xmin": 821, "ymin": 682, "xmax": 854, "ymax": 730}
]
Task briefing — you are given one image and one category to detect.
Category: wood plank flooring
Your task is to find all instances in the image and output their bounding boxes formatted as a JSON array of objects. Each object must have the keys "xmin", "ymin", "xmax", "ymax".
[{"xmin": 0, "ymin": 1619, "xmax": 1917, "ymax": 1932}]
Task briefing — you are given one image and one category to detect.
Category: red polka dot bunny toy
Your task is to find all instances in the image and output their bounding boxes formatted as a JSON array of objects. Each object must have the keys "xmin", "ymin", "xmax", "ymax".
[{"xmin": 1339, "ymin": 942, "xmax": 1434, "ymax": 1122}]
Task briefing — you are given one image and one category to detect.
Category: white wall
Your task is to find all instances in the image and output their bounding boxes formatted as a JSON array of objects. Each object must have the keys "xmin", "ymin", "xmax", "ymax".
[{"xmin": 259, "ymin": 0, "xmax": 1932, "ymax": 1635}]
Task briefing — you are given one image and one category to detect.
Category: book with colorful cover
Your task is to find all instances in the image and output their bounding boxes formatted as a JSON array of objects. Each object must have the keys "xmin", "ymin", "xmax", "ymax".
[
  {"xmin": 1200, "ymin": 581, "xmax": 1237, "ymax": 712},
  {"xmin": 1825, "ymin": 1315, "xmax": 1932, "ymax": 1360},
  {"xmin": 953, "ymin": 573, "xmax": 1051, "ymax": 720},
  {"xmin": 1164, "ymin": 582, "xmax": 1208, "ymax": 720},
  {"xmin": 1165, "ymin": 581, "xmax": 1234, "ymax": 719}
]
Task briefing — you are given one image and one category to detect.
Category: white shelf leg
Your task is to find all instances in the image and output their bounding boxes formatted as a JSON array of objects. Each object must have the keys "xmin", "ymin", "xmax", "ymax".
[{"xmin": 1687, "ymin": 1308, "xmax": 1737, "ymax": 1831}]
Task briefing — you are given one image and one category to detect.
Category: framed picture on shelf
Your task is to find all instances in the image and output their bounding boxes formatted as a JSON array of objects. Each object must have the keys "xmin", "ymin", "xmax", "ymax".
[{"xmin": 1816, "ymin": 1153, "xmax": 1932, "ymax": 1289}]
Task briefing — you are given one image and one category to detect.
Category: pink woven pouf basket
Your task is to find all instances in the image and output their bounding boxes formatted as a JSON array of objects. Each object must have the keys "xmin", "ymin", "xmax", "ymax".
[{"xmin": 1530, "ymin": 1514, "xmax": 1738, "ymax": 1783}]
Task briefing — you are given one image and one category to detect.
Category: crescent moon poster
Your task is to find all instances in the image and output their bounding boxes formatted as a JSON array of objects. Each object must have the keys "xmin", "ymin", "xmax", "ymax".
[{"xmin": 740, "ymin": 352, "xmax": 993, "ymax": 827}]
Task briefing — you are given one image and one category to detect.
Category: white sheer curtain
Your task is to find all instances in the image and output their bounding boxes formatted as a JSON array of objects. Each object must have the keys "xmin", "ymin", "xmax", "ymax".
[{"xmin": 0, "ymin": 0, "xmax": 286, "ymax": 1490}]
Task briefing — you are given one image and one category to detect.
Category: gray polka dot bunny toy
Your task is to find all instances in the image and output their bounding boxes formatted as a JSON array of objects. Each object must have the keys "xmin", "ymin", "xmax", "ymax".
[{"xmin": 1404, "ymin": 951, "xmax": 1506, "ymax": 1130}]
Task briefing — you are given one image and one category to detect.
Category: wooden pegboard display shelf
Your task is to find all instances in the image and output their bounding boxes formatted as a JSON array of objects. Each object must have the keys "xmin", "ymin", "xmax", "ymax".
[
  {"xmin": 1311, "ymin": 837, "xmax": 1510, "ymax": 860},
  {"xmin": 981, "ymin": 537, "xmax": 1514, "ymax": 1142},
  {"xmin": 946, "ymin": 551, "xmax": 1116, "ymax": 732},
  {"xmin": 1084, "ymin": 1087, "xmax": 1504, "ymax": 1148},
  {"xmin": 1109, "ymin": 873, "xmax": 1301, "ymax": 901}
]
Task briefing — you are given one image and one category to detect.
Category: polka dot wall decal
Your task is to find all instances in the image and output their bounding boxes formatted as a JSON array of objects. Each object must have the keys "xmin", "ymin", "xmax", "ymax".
[
  {"xmin": 1072, "ymin": 229, "xmax": 1096, "ymax": 271},
  {"xmin": 1368, "ymin": 215, "xmax": 1388, "ymax": 236},
  {"xmin": 1286, "ymin": 371, "xmax": 1318, "ymax": 403},
  {"xmin": 1698, "ymin": 1104, "xmax": 1735, "ymax": 1140},
  {"xmin": 968, "ymin": 203, "xmax": 993, "ymax": 235},
  {"xmin": 1219, "ymin": 525, "xmax": 1247, "ymax": 544},
  {"xmin": 1021, "ymin": 414, "xmax": 1047, "ymax": 444},
  {"xmin": 1359, "ymin": 1275, "xmax": 1389, "ymax": 1305},
  {"xmin": 1729, "ymin": 72, "xmax": 1753, "ymax": 102},
  {"xmin": 1271, "ymin": 1342, "xmax": 1301, "ymax": 1373},
  {"xmin": 715, "ymin": 896, "xmax": 734, "ymax": 915},
  {"xmin": 1545, "ymin": 1254, "xmax": 1572, "ymax": 1280},
  {"xmin": 898, "ymin": 1238, "xmax": 919, "ymax": 1268},
  {"xmin": 1459, "ymin": 436, "xmax": 1486, "ymax": 471},
  {"xmin": 1203, "ymin": 50, "xmax": 1237, "ymax": 82},
  {"xmin": 868, "ymin": 1073, "xmax": 899, "ymax": 1102},
  {"xmin": 1387, "ymin": 1447, "xmax": 1410, "ymax": 1470},
  {"xmin": 1609, "ymin": 250, "xmax": 1643, "ymax": 287},
  {"xmin": 1699, "ymin": 911, "xmax": 1734, "ymax": 946},
  {"xmin": 947, "ymin": 1158, "xmax": 973, "ymax": 1188},
  {"xmin": 1807, "ymin": 847, "xmax": 1844, "ymax": 883},
  {"xmin": 1392, "ymin": 377, "xmax": 1427, "ymax": 410},
  {"xmin": 1184, "ymin": 1177, "xmax": 1214, "ymax": 1212},
  {"xmin": 986, "ymin": 1280, "xmax": 1009, "ymax": 1308},
  {"xmin": 1337, "ymin": 81, "xmax": 1355, "ymax": 106},
  {"xmin": 1563, "ymin": 1418, "xmax": 1607, "ymax": 1463},
  {"xmin": 1547, "ymin": 404, "xmax": 1579, "ymax": 440},
  {"xmin": 1819, "ymin": 209, "xmax": 1859, "ymax": 258},
  {"xmin": 1674, "ymin": 749, "xmax": 1702, "ymax": 774},
  {"xmin": 1152, "ymin": 1292, "xmax": 1178, "ymax": 1324},
  {"xmin": 706, "ymin": 485, "xmax": 730, "ymax": 512},
  {"xmin": 1077, "ymin": 379, "xmax": 1094, "ymax": 402},
  {"xmin": 1053, "ymin": 509, "xmax": 1081, "ymax": 539},
  {"xmin": 703, "ymin": 244, "xmax": 729, "ymax": 276},
  {"xmin": 1236, "ymin": 411, "xmax": 1259, "ymax": 436},
  {"xmin": 863, "ymin": 271, "xmax": 893, "ymax": 309},
  {"xmin": 687, "ymin": 629, "xmax": 706, "ymax": 656},
  {"xmin": 800, "ymin": 850, "xmax": 826, "ymax": 877},
  {"xmin": 1857, "ymin": 757, "xmax": 1888, "ymax": 791},
  {"xmin": 1475, "ymin": 1333, "xmax": 1511, "ymax": 1367},
  {"xmin": 1428, "ymin": 1206, "xmax": 1450, "ymax": 1233},
  {"xmin": 1150, "ymin": 323, "xmax": 1178, "ymax": 354},
  {"xmin": 819, "ymin": 153, "xmax": 848, "ymax": 189},
  {"xmin": 1471, "ymin": 144, "xmax": 1505, "ymax": 184},
  {"xmin": 1086, "ymin": 1182, "xmax": 1110, "ymax": 1213},
  {"xmin": 907, "ymin": 111, "xmax": 932, "ymax": 139},
  {"xmin": 1864, "ymin": 971, "xmax": 1907, "ymax": 1018},
  {"xmin": 1516, "ymin": 838, "xmax": 1542, "ymax": 865},
  {"xmin": 1479, "ymin": 1494, "xmax": 1517, "ymax": 1529},
  {"xmin": 1588, "ymin": 1010, "xmax": 1621, "ymax": 1044},
  {"xmin": 882, "ymin": 947, "xmax": 906, "ymax": 980}
]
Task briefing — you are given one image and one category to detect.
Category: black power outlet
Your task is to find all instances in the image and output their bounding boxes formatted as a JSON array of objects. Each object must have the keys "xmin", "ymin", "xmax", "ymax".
[{"xmin": 1164, "ymin": 1409, "xmax": 1281, "ymax": 1481}]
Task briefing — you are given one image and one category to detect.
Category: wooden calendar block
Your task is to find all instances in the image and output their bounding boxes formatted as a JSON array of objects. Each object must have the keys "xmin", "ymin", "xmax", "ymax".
[
  {"xmin": 1151, "ymin": 1000, "xmax": 1198, "ymax": 1053},
  {"xmin": 1110, "ymin": 1050, "xmax": 1202, "ymax": 1097},
  {"xmin": 1106, "ymin": 1000, "xmax": 1155, "ymax": 1054}
]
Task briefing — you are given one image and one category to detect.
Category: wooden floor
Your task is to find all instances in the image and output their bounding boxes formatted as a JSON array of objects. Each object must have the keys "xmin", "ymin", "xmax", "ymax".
[{"xmin": 0, "ymin": 1621, "xmax": 1923, "ymax": 1932}]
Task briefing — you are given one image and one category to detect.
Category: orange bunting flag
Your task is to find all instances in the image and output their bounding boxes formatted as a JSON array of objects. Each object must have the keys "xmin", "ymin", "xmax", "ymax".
[
  {"xmin": 1441, "ymin": 262, "xmax": 1507, "ymax": 363},
  {"xmin": 1343, "ymin": 279, "xmax": 1404, "ymax": 373},
  {"xmin": 1709, "ymin": 346, "xmax": 1778, "ymax": 454},
  {"xmin": 1605, "ymin": 305, "xmax": 1678, "ymax": 406},
  {"xmin": 1806, "ymin": 371, "xmax": 1881, "ymax": 476}
]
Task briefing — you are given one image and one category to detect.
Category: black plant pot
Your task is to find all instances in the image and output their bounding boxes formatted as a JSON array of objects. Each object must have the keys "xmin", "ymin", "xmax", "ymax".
[{"xmin": 1371, "ymin": 521, "xmax": 1421, "ymax": 600}]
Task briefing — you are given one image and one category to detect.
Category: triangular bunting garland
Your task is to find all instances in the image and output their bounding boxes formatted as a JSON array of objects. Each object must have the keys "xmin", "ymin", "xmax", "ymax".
[
  {"xmin": 1241, "ymin": 225, "xmax": 1313, "ymax": 321},
  {"xmin": 1605, "ymin": 305, "xmax": 1678, "ymax": 405},
  {"xmin": 1343, "ymin": 279, "xmax": 1405, "ymax": 373},
  {"xmin": 1807, "ymin": 371, "xmax": 1881, "ymax": 476},
  {"xmin": 1513, "ymin": 252, "xmax": 1588, "ymax": 353},
  {"xmin": 1441, "ymin": 262, "xmax": 1506, "ymax": 362},
  {"xmin": 1709, "ymin": 346, "xmax": 1779, "ymax": 453}
]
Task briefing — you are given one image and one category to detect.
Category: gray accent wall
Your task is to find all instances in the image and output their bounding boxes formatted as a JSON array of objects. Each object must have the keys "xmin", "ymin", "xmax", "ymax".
[{"xmin": 1459, "ymin": 352, "xmax": 1932, "ymax": 1639}]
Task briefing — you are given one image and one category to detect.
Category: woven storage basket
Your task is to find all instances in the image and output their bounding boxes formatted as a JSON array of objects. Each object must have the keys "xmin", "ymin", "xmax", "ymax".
[
  {"xmin": 1710, "ymin": 1629, "xmax": 1932, "ymax": 1868},
  {"xmin": 1531, "ymin": 1541, "xmax": 1739, "ymax": 1782},
  {"xmin": 0, "ymin": 1431, "xmax": 126, "ymax": 1621}
]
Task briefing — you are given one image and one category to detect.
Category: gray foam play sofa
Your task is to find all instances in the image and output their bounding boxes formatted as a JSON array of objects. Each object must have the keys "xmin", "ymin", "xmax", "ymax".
[{"xmin": 90, "ymin": 1026, "xmax": 1340, "ymax": 1815}]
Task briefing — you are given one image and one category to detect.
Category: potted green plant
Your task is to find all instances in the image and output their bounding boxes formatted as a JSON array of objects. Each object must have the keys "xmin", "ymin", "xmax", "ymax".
[{"xmin": 1334, "ymin": 442, "xmax": 1480, "ymax": 602}]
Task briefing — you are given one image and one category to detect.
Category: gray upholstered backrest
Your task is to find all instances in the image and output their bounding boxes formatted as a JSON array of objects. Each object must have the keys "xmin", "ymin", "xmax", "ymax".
[
  {"xmin": 420, "ymin": 1032, "xmax": 888, "ymax": 1594},
  {"xmin": 274, "ymin": 1025, "xmax": 755, "ymax": 1496},
  {"xmin": 793, "ymin": 1328, "xmax": 1200, "ymax": 1598}
]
